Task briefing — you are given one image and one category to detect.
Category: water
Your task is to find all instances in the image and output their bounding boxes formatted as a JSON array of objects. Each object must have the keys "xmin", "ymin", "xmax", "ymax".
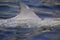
[{"xmin": 0, "ymin": 0, "xmax": 60, "ymax": 40}]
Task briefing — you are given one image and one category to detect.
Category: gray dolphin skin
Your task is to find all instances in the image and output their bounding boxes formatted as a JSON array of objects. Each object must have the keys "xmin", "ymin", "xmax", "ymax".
[{"xmin": 0, "ymin": 3, "xmax": 60, "ymax": 28}]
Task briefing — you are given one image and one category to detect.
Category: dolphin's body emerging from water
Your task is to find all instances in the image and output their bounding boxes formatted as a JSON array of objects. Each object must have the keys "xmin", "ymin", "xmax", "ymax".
[{"xmin": 0, "ymin": 3, "xmax": 60, "ymax": 28}]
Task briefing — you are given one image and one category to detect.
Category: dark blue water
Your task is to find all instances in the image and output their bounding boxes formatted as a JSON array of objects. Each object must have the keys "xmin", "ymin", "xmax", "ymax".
[
  {"xmin": 0, "ymin": 28, "xmax": 60, "ymax": 40},
  {"xmin": 0, "ymin": 0, "xmax": 60, "ymax": 40}
]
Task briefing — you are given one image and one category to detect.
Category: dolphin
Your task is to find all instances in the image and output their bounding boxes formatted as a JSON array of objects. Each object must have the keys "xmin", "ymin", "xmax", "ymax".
[{"xmin": 0, "ymin": 3, "xmax": 60, "ymax": 28}]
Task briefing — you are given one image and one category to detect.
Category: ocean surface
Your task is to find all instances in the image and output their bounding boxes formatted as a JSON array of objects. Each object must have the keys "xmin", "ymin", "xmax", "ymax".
[{"xmin": 0, "ymin": 0, "xmax": 60, "ymax": 40}]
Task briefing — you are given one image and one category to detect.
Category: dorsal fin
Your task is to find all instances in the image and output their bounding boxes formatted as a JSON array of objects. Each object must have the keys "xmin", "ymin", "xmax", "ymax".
[{"xmin": 13, "ymin": 3, "xmax": 41, "ymax": 20}]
